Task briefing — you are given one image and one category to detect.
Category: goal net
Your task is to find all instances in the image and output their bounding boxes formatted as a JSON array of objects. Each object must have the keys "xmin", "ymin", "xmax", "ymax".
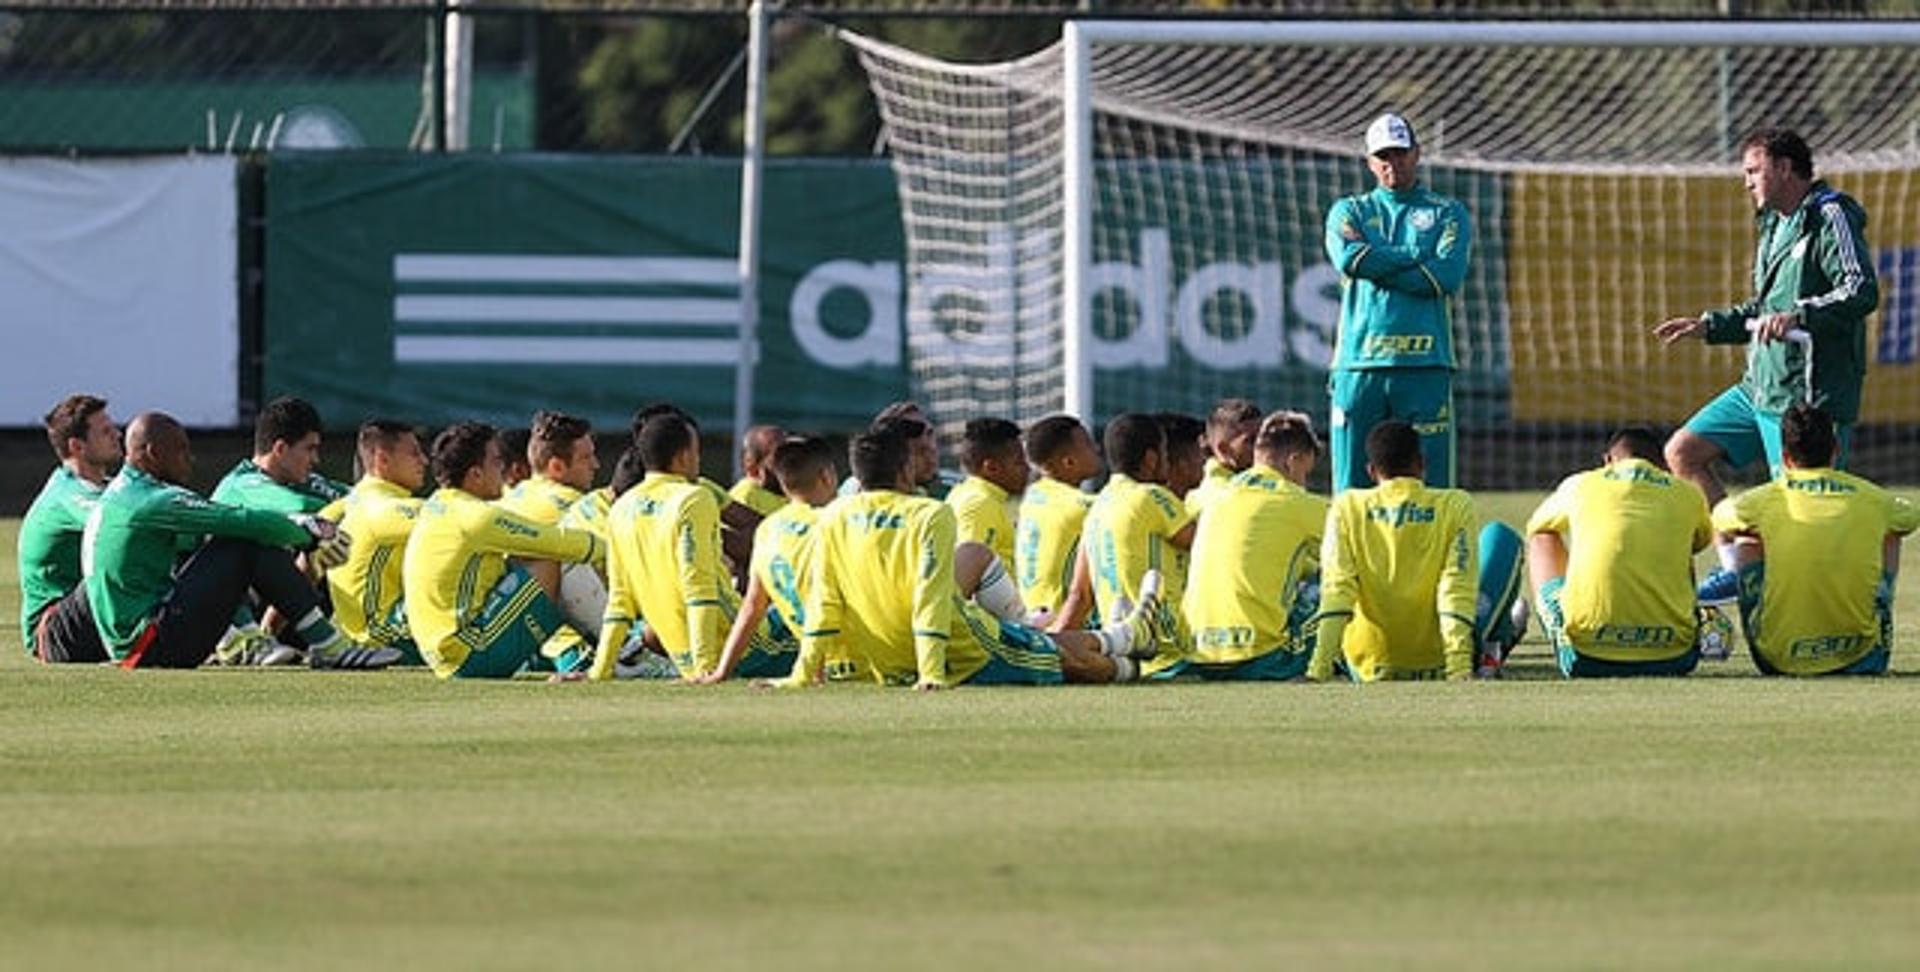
[{"xmin": 843, "ymin": 21, "xmax": 1920, "ymax": 488}]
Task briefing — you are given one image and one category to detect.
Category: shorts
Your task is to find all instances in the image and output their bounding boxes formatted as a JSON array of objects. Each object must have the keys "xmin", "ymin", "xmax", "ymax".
[
  {"xmin": 1184, "ymin": 647, "xmax": 1311, "ymax": 681},
  {"xmin": 1328, "ymin": 367, "xmax": 1455, "ymax": 492},
  {"xmin": 33, "ymin": 586, "xmax": 109, "ymax": 664},
  {"xmin": 377, "ymin": 599, "xmax": 424, "ymax": 666},
  {"xmin": 1736, "ymin": 562, "xmax": 1891, "ymax": 676},
  {"xmin": 1536, "ymin": 577, "xmax": 1700, "ymax": 679},
  {"xmin": 1684, "ymin": 385, "xmax": 1853, "ymax": 475},
  {"xmin": 451, "ymin": 565, "xmax": 564, "ymax": 679},
  {"xmin": 962, "ymin": 618, "xmax": 1065, "ymax": 686}
]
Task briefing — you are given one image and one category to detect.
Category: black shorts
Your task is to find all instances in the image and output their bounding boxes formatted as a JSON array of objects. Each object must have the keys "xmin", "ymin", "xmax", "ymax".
[{"xmin": 34, "ymin": 586, "xmax": 110, "ymax": 664}]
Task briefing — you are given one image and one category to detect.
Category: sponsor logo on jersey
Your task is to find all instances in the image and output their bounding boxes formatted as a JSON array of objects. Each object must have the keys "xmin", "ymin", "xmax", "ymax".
[
  {"xmin": 1788, "ymin": 632, "xmax": 1869, "ymax": 659},
  {"xmin": 1367, "ymin": 501, "xmax": 1436, "ymax": 527},
  {"xmin": 1363, "ymin": 334, "xmax": 1436, "ymax": 357},
  {"xmin": 1591, "ymin": 623, "xmax": 1678, "ymax": 648}
]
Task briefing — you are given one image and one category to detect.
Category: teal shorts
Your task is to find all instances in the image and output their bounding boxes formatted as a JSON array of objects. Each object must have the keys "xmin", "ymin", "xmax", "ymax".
[
  {"xmin": 1684, "ymin": 385, "xmax": 1853, "ymax": 475},
  {"xmin": 1537, "ymin": 577, "xmax": 1700, "ymax": 678},
  {"xmin": 963, "ymin": 618, "xmax": 1065, "ymax": 686},
  {"xmin": 1328, "ymin": 367, "xmax": 1455, "ymax": 492},
  {"xmin": 1185, "ymin": 647, "xmax": 1311, "ymax": 681},
  {"xmin": 452, "ymin": 565, "xmax": 564, "ymax": 679},
  {"xmin": 1736, "ymin": 562, "xmax": 1891, "ymax": 676},
  {"xmin": 376, "ymin": 599, "xmax": 424, "ymax": 666}
]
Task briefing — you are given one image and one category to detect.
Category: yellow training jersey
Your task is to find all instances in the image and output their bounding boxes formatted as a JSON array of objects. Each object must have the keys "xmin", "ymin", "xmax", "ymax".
[
  {"xmin": 947, "ymin": 475, "xmax": 1019, "ymax": 567},
  {"xmin": 1014, "ymin": 476, "xmax": 1094, "ymax": 614},
  {"xmin": 1084, "ymin": 473, "xmax": 1193, "ymax": 636},
  {"xmin": 402, "ymin": 487, "xmax": 601, "ymax": 678},
  {"xmin": 1526, "ymin": 459, "xmax": 1712, "ymax": 662},
  {"xmin": 1712, "ymin": 468, "xmax": 1920, "ymax": 675},
  {"xmin": 497, "ymin": 476, "xmax": 583, "ymax": 527},
  {"xmin": 557, "ymin": 486, "xmax": 615, "ymax": 573},
  {"xmin": 1182, "ymin": 466, "xmax": 1326, "ymax": 665},
  {"xmin": 325, "ymin": 475, "xmax": 422, "ymax": 647},
  {"xmin": 1184, "ymin": 457, "xmax": 1238, "ymax": 516},
  {"xmin": 592, "ymin": 473, "xmax": 736, "ymax": 680},
  {"xmin": 752, "ymin": 502, "xmax": 868, "ymax": 684},
  {"xmin": 1315, "ymin": 477, "xmax": 1478, "ymax": 681},
  {"xmin": 729, "ymin": 477, "xmax": 789, "ymax": 517},
  {"xmin": 804, "ymin": 490, "xmax": 1000, "ymax": 687}
]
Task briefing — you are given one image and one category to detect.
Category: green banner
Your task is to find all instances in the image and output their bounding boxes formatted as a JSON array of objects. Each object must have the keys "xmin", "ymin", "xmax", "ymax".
[{"xmin": 263, "ymin": 154, "xmax": 907, "ymax": 432}]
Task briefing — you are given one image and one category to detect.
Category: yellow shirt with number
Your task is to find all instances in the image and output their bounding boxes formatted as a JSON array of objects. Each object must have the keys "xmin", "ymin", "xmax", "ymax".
[
  {"xmin": 1712, "ymin": 468, "xmax": 1920, "ymax": 675},
  {"xmin": 1084, "ymin": 473, "xmax": 1192, "ymax": 645},
  {"xmin": 1015, "ymin": 476, "xmax": 1094, "ymax": 615},
  {"xmin": 1315, "ymin": 477, "xmax": 1478, "ymax": 681},
  {"xmin": 325, "ymin": 475, "xmax": 421, "ymax": 647},
  {"xmin": 1526, "ymin": 459, "xmax": 1712, "ymax": 662},
  {"xmin": 947, "ymin": 475, "xmax": 1018, "ymax": 566},
  {"xmin": 1182, "ymin": 466, "xmax": 1325, "ymax": 665},
  {"xmin": 754, "ymin": 502, "xmax": 871, "ymax": 684},
  {"xmin": 592, "ymin": 472, "xmax": 736, "ymax": 680}
]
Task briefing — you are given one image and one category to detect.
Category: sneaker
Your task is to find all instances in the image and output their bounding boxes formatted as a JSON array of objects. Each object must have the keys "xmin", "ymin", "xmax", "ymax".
[
  {"xmin": 1698, "ymin": 606, "xmax": 1735, "ymax": 662},
  {"xmin": 1697, "ymin": 567, "xmax": 1740, "ymax": 607},
  {"xmin": 309, "ymin": 643, "xmax": 404, "ymax": 670},
  {"xmin": 212, "ymin": 628, "xmax": 299, "ymax": 667},
  {"xmin": 254, "ymin": 644, "xmax": 307, "ymax": 667},
  {"xmin": 1113, "ymin": 569, "xmax": 1171, "ymax": 660},
  {"xmin": 614, "ymin": 647, "xmax": 680, "ymax": 680}
]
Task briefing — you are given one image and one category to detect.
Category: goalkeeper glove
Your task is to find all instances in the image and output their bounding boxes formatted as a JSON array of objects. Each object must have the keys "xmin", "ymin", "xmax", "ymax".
[{"xmin": 290, "ymin": 515, "xmax": 352, "ymax": 569}]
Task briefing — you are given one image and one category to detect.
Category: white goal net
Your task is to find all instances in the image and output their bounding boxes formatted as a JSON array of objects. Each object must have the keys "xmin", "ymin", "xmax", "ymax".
[{"xmin": 843, "ymin": 21, "xmax": 1920, "ymax": 487}]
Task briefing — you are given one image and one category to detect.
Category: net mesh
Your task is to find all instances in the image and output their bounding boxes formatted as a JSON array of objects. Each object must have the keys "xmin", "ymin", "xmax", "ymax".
[{"xmin": 846, "ymin": 27, "xmax": 1920, "ymax": 487}]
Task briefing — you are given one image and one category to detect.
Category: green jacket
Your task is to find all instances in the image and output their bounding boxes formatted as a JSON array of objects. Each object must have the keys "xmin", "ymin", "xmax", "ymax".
[
  {"xmin": 83, "ymin": 466, "xmax": 312, "ymax": 655},
  {"xmin": 15, "ymin": 466, "xmax": 102, "ymax": 647},
  {"xmin": 1324, "ymin": 184, "xmax": 1472, "ymax": 371},
  {"xmin": 211, "ymin": 459, "xmax": 348, "ymax": 515},
  {"xmin": 1702, "ymin": 181, "xmax": 1877, "ymax": 422}
]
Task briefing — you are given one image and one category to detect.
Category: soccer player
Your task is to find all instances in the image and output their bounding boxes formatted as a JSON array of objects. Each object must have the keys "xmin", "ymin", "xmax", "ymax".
[
  {"xmin": 1653, "ymin": 128, "xmax": 1878, "ymax": 603},
  {"xmin": 324, "ymin": 419, "xmax": 428, "ymax": 664},
  {"xmin": 558, "ymin": 445, "xmax": 645, "ymax": 563},
  {"xmin": 1323, "ymin": 112, "xmax": 1472, "ymax": 493},
  {"xmin": 836, "ymin": 400, "xmax": 958, "ymax": 500},
  {"xmin": 211, "ymin": 396, "xmax": 348, "ymax": 515},
  {"xmin": 792, "ymin": 425, "xmax": 1165, "ymax": 689},
  {"xmin": 1014, "ymin": 414, "xmax": 1101, "ymax": 619},
  {"xmin": 401, "ymin": 422, "xmax": 603, "ymax": 679},
  {"xmin": 43, "ymin": 412, "xmax": 392, "ymax": 669},
  {"xmin": 1524, "ymin": 427, "xmax": 1715, "ymax": 679},
  {"xmin": 17, "ymin": 394, "xmax": 119, "ymax": 663},
  {"xmin": 590, "ymin": 413, "xmax": 795, "ymax": 682},
  {"xmin": 1181, "ymin": 412, "xmax": 1327, "ymax": 680},
  {"xmin": 1308, "ymin": 421, "xmax": 1523, "ymax": 682},
  {"xmin": 1710, "ymin": 403, "xmax": 1917, "ymax": 676},
  {"xmin": 631, "ymin": 401, "xmax": 762, "ymax": 585},
  {"xmin": 946, "ymin": 417, "xmax": 1030, "ymax": 568},
  {"xmin": 1185, "ymin": 398, "xmax": 1262, "ymax": 515},
  {"xmin": 728, "ymin": 423, "xmax": 790, "ymax": 516},
  {"xmin": 497, "ymin": 411, "xmax": 602, "ymax": 670},
  {"xmin": 1156, "ymin": 412, "xmax": 1209, "ymax": 502}
]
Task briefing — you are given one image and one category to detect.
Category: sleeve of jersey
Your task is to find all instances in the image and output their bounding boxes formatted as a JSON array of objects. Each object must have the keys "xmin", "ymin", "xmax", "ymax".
[
  {"xmin": 589, "ymin": 528, "xmax": 635, "ymax": 682},
  {"xmin": 1419, "ymin": 201, "xmax": 1473, "ymax": 296},
  {"xmin": 1326, "ymin": 197, "xmax": 1418, "ymax": 279},
  {"xmin": 794, "ymin": 519, "xmax": 846, "ymax": 688},
  {"xmin": 1524, "ymin": 479, "xmax": 1575, "ymax": 537},
  {"xmin": 911, "ymin": 508, "xmax": 960, "ymax": 687},
  {"xmin": 1434, "ymin": 496, "xmax": 1480, "ymax": 680},
  {"xmin": 146, "ymin": 489, "xmax": 312, "ymax": 548},
  {"xmin": 481, "ymin": 508, "xmax": 600, "ymax": 565},
  {"xmin": 316, "ymin": 497, "xmax": 348, "ymax": 522},
  {"xmin": 1702, "ymin": 298, "xmax": 1764, "ymax": 344},
  {"xmin": 1797, "ymin": 200, "xmax": 1879, "ymax": 336},
  {"xmin": 679, "ymin": 495, "xmax": 726, "ymax": 675},
  {"xmin": 1308, "ymin": 501, "xmax": 1357, "ymax": 681}
]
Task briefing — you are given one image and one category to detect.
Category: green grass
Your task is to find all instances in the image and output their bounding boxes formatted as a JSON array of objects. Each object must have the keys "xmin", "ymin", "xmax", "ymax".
[{"xmin": 4, "ymin": 502, "xmax": 1920, "ymax": 969}]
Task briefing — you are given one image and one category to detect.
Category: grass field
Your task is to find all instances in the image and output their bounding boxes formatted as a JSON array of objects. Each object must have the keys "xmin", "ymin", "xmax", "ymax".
[{"xmin": 5, "ymin": 497, "xmax": 1920, "ymax": 969}]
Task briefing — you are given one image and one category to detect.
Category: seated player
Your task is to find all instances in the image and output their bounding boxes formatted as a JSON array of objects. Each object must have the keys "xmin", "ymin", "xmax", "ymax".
[
  {"xmin": 1309, "ymin": 421, "xmax": 1524, "ymax": 682},
  {"xmin": 728, "ymin": 423, "xmax": 791, "ymax": 516},
  {"xmin": 1014, "ymin": 414, "xmax": 1102, "ymax": 621},
  {"xmin": 499, "ymin": 427, "xmax": 534, "ymax": 490},
  {"xmin": 558, "ymin": 445, "xmax": 645, "ymax": 566},
  {"xmin": 402, "ymin": 422, "xmax": 603, "ymax": 679},
  {"xmin": 946, "ymin": 417, "xmax": 1029, "ymax": 568},
  {"xmin": 37, "ymin": 412, "xmax": 392, "ymax": 670},
  {"xmin": 591, "ymin": 413, "xmax": 795, "ymax": 682},
  {"xmin": 1525, "ymin": 427, "xmax": 1715, "ymax": 679},
  {"xmin": 1055, "ymin": 413, "xmax": 1196, "ymax": 677},
  {"xmin": 1157, "ymin": 411, "xmax": 1209, "ymax": 503},
  {"xmin": 325, "ymin": 419, "xmax": 429, "ymax": 665},
  {"xmin": 497, "ymin": 410, "xmax": 603, "ymax": 670},
  {"xmin": 632, "ymin": 401, "xmax": 762, "ymax": 585},
  {"xmin": 790, "ymin": 424, "xmax": 1166, "ymax": 689},
  {"xmin": 1181, "ymin": 412, "xmax": 1327, "ymax": 681},
  {"xmin": 1185, "ymin": 397, "xmax": 1262, "ymax": 515},
  {"xmin": 1711, "ymin": 403, "xmax": 1919, "ymax": 676},
  {"xmin": 18, "ymin": 394, "xmax": 119, "ymax": 664},
  {"xmin": 837, "ymin": 400, "xmax": 960, "ymax": 500}
]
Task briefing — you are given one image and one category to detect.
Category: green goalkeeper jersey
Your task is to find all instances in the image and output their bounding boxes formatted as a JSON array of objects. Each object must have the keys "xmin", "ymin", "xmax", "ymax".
[
  {"xmin": 210, "ymin": 459, "xmax": 348, "ymax": 516},
  {"xmin": 1323, "ymin": 184, "xmax": 1471, "ymax": 371},
  {"xmin": 83, "ymin": 466, "xmax": 312, "ymax": 655},
  {"xmin": 16, "ymin": 466, "xmax": 104, "ymax": 647}
]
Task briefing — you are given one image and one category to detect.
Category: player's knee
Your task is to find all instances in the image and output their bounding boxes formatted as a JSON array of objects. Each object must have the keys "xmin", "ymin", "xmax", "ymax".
[{"xmin": 1665, "ymin": 430, "xmax": 1713, "ymax": 473}]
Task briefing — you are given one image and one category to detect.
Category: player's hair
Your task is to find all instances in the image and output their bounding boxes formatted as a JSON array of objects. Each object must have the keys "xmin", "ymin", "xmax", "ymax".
[
  {"xmin": 528, "ymin": 410, "xmax": 593, "ymax": 468},
  {"xmin": 1156, "ymin": 412, "xmax": 1207, "ymax": 464},
  {"xmin": 1366, "ymin": 421, "xmax": 1423, "ymax": 477},
  {"xmin": 1742, "ymin": 127, "xmax": 1814, "ymax": 179},
  {"xmin": 1207, "ymin": 398, "xmax": 1262, "ymax": 438},
  {"xmin": 770, "ymin": 435, "xmax": 836, "ymax": 495},
  {"xmin": 636, "ymin": 413, "xmax": 697, "ymax": 472},
  {"xmin": 870, "ymin": 414, "xmax": 930, "ymax": 443},
  {"xmin": 1104, "ymin": 413, "xmax": 1166, "ymax": 478},
  {"xmin": 1025, "ymin": 414, "xmax": 1088, "ymax": 465},
  {"xmin": 1604, "ymin": 426, "xmax": 1665, "ymax": 465},
  {"xmin": 431, "ymin": 422, "xmax": 498, "ymax": 489},
  {"xmin": 356, "ymin": 418, "xmax": 418, "ymax": 467},
  {"xmin": 254, "ymin": 396, "xmax": 324, "ymax": 454},
  {"xmin": 741, "ymin": 424, "xmax": 785, "ymax": 466},
  {"xmin": 631, "ymin": 402, "xmax": 698, "ymax": 444},
  {"xmin": 43, "ymin": 393, "xmax": 108, "ymax": 458},
  {"xmin": 499, "ymin": 427, "xmax": 532, "ymax": 472},
  {"xmin": 1255, "ymin": 411, "xmax": 1321, "ymax": 461},
  {"xmin": 959, "ymin": 417, "xmax": 1023, "ymax": 473},
  {"xmin": 608, "ymin": 446, "xmax": 646, "ymax": 495},
  {"xmin": 1781, "ymin": 402, "xmax": 1837, "ymax": 467},
  {"xmin": 873, "ymin": 400, "xmax": 925, "ymax": 426},
  {"xmin": 850, "ymin": 425, "xmax": 912, "ymax": 489}
]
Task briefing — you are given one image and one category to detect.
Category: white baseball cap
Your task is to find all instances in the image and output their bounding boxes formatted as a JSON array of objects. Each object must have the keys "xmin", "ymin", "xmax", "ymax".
[{"xmin": 1364, "ymin": 113, "xmax": 1417, "ymax": 155}]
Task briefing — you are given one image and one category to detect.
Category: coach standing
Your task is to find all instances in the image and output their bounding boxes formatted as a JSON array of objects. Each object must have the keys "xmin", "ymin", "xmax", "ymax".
[
  {"xmin": 1323, "ymin": 113, "xmax": 1472, "ymax": 493},
  {"xmin": 1654, "ymin": 128, "xmax": 1877, "ymax": 601}
]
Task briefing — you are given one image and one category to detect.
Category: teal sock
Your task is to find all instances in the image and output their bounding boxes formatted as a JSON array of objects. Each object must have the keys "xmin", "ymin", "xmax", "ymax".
[{"xmin": 294, "ymin": 608, "xmax": 343, "ymax": 652}]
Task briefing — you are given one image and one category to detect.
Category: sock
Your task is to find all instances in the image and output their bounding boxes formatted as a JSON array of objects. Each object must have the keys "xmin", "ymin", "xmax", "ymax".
[
  {"xmin": 1716, "ymin": 541, "xmax": 1740, "ymax": 573},
  {"xmin": 1111, "ymin": 657, "xmax": 1137, "ymax": 682},
  {"xmin": 293, "ymin": 608, "xmax": 344, "ymax": 654},
  {"xmin": 973, "ymin": 558, "xmax": 1028, "ymax": 623},
  {"xmin": 1094, "ymin": 625, "xmax": 1131, "ymax": 659}
]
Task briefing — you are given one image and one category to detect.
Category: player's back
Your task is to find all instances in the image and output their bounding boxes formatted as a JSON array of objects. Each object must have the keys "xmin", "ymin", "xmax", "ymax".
[
  {"xmin": 403, "ymin": 488, "xmax": 510, "ymax": 671},
  {"xmin": 1015, "ymin": 476, "xmax": 1093, "ymax": 614},
  {"xmin": 609, "ymin": 473, "xmax": 731, "ymax": 667},
  {"xmin": 1184, "ymin": 468, "xmax": 1326, "ymax": 664},
  {"xmin": 497, "ymin": 476, "xmax": 581, "ymax": 527},
  {"xmin": 17, "ymin": 466, "xmax": 102, "ymax": 641},
  {"xmin": 1323, "ymin": 476, "xmax": 1476, "ymax": 677},
  {"xmin": 1085, "ymin": 473, "xmax": 1191, "ymax": 624},
  {"xmin": 947, "ymin": 474, "xmax": 1017, "ymax": 566},
  {"xmin": 328, "ymin": 475, "xmax": 422, "ymax": 645}
]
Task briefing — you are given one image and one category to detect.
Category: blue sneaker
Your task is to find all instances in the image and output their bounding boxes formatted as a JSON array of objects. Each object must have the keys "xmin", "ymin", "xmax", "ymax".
[{"xmin": 1697, "ymin": 567, "xmax": 1740, "ymax": 607}]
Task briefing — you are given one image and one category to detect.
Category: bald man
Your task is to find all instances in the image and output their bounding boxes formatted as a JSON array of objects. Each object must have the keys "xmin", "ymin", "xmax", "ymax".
[
  {"xmin": 53, "ymin": 412, "xmax": 401, "ymax": 669},
  {"xmin": 728, "ymin": 423, "xmax": 790, "ymax": 516}
]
